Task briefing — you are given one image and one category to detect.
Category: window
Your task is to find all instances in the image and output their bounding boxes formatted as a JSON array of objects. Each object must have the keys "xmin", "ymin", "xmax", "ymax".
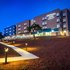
[
  {"xmin": 42, "ymin": 17, "xmax": 45, "ymax": 20},
  {"xmin": 9, "ymin": 28, "xmax": 11, "ymax": 29},
  {"xmin": 9, "ymin": 34, "xmax": 11, "ymax": 35},
  {"xmin": 18, "ymin": 25, "xmax": 21, "ymax": 27},
  {"xmin": 57, "ymin": 24, "xmax": 60, "ymax": 28},
  {"xmin": 24, "ymin": 30, "xmax": 28, "ymax": 33},
  {"xmin": 13, "ymin": 26, "xmax": 15, "ymax": 28},
  {"xmin": 13, "ymin": 30, "xmax": 15, "ymax": 31},
  {"xmin": 63, "ymin": 19, "xmax": 66, "ymax": 22},
  {"xmin": 24, "ymin": 23, "xmax": 27, "ymax": 25},
  {"xmin": 63, "ymin": 13, "xmax": 66, "ymax": 16},
  {"xmin": 42, "ymin": 22, "xmax": 47, "ymax": 25},
  {"xmin": 18, "ymin": 32, "xmax": 21, "ymax": 34},
  {"xmin": 51, "ymin": 29, "xmax": 54, "ymax": 32},
  {"xmin": 63, "ymin": 24, "xmax": 66, "ymax": 28},
  {"xmin": 9, "ymin": 31, "xmax": 11, "ymax": 32},
  {"xmin": 6, "ymin": 29, "xmax": 8, "ymax": 31},
  {"xmin": 57, "ymin": 19, "xmax": 60, "ymax": 22},
  {"xmin": 42, "ymin": 26, "xmax": 47, "ymax": 29},
  {"xmin": 56, "ymin": 13, "xmax": 60, "ymax": 17},
  {"xmin": 44, "ymin": 16, "xmax": 47, "ymax": 20},
  {"xmin": 31, "ymin": 19, "xmax": 36, "ymax": 23},
  {"xmin": 18, "ymin": 28, "xmax": 21, "ymax": 30},
  {"xmin": 24, "ymin": 27, "xmax": 27, "ymax": 29},
  {"xmin": 33, "ymin": 20, "xmax": 36, "ymax": 23},
  {"xmin": 6, "ymin": 32, "xmax": 8, "ymax": 33},
  {"xmin": 13, "ymin": 33, "xmax": 14, "ymax": 35}
]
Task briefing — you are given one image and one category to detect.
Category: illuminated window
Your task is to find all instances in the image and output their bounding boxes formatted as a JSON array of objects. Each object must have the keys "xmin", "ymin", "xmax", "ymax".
[
  {"xmin": 6, "ymin": 29, "xmax": 8, "ymax": 31},
  {"xmin": 57, "ymin": 19, "xmax": 60, "ymax": 22},
  {"xmin": 13, "ymin": 30, "xmax": 15, "ymax": 31},
  {"xmin": 42, "ymin": 22, "xmax": 47, "ymax": 25},
  {"xmin": 42, "ymin": 26, "xmax": 47, "ymax": 29},
  {"xmin": 57, "ymin": 24, "xmax": 60, "ymax": 28},
  {"xmin": 9, "ymin": 28, "xmax": 11, "ymax": 29},
  {"xmin": 42, "ymin": 17, "xmax": 45, "ymax": 20},
  {"xmin": 63, "ymin": 13, "xmax": 66, "ymax": 16},
  {"xmin": 9, "ymin": 34, "xmax": 11, "ymax": 35},
  {"xmin": 18, "ymin": 32, "xmax": 21, "ymax": 34},
  {"xmin": 33, "ymin": 20, "xmax": 36, "ymax": 23},
  {"xmin": 18, "ymin": 25, "xmax": 21, "ymax": 27},
  {"xmin": 24, "ymin": 30, "xmax": 28, "ymax": 33},
  {"xmin": 13, "ymin": 26, "xmax": 15, "ymax": 28},
  {"xmin": 24, "ymin": 23, "xmax": 27, "ymax": 25},
  {"xmin": 44, "ymin": 16, "xmax": 47, "ymax": 19},
  {"xmin": 63, "ymin": 24, "xmax": 66, "ymax": 28},
  {"xmin": 63, "ymin": 19, "xmax": 66, "ymax": 22},
  {"xmin": 6, "ymin": 32, "xmax": 8, "ymax": 33},
  {"xmin": 56, "ymin": 13, "xmax": 60, "ymax": 16},
  {"xmin": 18, "ymin": 28, "xmax": 21, "ymax": 30},
  {"xmin": 24, "ymin": 27, "xmax": 27, "ymax": 29},
  {"xmin": 9, "ymin": 31, "xmax": 11, "ymax": 32}
]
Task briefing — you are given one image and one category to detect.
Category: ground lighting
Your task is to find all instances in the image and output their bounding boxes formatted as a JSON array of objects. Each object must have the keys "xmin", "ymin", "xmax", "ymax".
[
  {"xmin": 4, "ymin": 48, "xmax": 9, "ymax": 64},
  {"xmin": 25, "ymin": 43, "xmax": 28, "ymax": 51}
]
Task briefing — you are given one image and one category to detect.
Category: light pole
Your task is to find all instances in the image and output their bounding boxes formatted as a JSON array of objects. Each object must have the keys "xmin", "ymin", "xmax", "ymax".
[
  {"xmin": 4, "ymin": 48, "xmax": 9, "ymax": 64},
  {"xmin": 25, "ymin": 43, "xmax": 28, "ymax": 51}
]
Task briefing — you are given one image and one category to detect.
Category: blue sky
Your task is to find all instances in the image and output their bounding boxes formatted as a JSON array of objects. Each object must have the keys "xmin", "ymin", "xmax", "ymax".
[{"xmin": 0, "ymin": 0, "xmax": 70, "ymax": 33}]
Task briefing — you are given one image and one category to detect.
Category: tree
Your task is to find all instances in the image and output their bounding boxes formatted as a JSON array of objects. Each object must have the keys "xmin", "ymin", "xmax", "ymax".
[{"xmin": 27, "ymin": 23, "xmax": 42, "ymax": 39}]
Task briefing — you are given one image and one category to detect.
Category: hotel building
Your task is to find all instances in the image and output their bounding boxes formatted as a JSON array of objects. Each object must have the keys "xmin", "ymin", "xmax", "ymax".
[
  {"xmin": 31, "ymin": 9, "xmax": 70, "ymax": 36},
  {"xmin": 4, "ymin": 9, "xmax": 70, "ymax": 39}
]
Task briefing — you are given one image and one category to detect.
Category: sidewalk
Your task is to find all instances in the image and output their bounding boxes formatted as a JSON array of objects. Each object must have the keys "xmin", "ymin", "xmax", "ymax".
[{"xmin": 0, "ymin": 42, "xmax": 39, "ymax": 63}]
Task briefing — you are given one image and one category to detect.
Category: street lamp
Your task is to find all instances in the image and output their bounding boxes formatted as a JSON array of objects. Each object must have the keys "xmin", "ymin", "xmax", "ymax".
[
  {"xmin": 25, "ymin": 43, "xmax": 28, "ymax": 51},
  {"xmin": 4, "ymin": 48, "xmax": 9, "ymax": 64}
]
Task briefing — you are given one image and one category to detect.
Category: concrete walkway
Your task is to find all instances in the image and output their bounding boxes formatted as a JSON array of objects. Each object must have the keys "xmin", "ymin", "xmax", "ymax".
[{"xmin": 0, "ymin": 42, "xmax": 39, "ymax": 63}]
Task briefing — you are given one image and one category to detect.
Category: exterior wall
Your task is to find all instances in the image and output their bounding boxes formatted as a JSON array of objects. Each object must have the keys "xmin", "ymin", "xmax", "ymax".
[
  {"xmin": 4, "ymin": 25, "xmax": 16, "ymax": 36},
  {"xmin": 60, "ymin": 9, "xmax": 70, "ymax": 36},
  {"xmin": 16, "ymin": 20, "xmax": 30, "ymax": 35},
  {"xmin": 31, "ymin": 9, "xmax": 70, "ymax": 36},
  {"xmin": 31, "ymin": 9, "xmax": 61, "ymax": 31}
]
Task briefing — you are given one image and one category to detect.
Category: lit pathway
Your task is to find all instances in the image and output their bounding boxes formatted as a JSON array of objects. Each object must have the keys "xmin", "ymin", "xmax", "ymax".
[{"xmin": 0, "ymin": 42, "xmax": 39, "ymax": 63}]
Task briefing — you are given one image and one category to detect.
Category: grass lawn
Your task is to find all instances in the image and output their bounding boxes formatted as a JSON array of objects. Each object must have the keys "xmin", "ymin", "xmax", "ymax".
[
  {"xmin": 0, "ymin": 44, "xmax": 20, "ymax": 58},
  {"xmin": 0, "ymin": 36, "xmax": 70, "ymax": 70}
]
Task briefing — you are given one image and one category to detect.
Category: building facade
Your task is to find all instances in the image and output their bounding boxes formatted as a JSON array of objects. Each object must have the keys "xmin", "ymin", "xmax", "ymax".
[
  {"xmin": 31, "ymin": 9, "xmax": 70, "ymax": 36},
  {"xmin": 16, "ymin": 20, "xmax": 30, "ymax": 35},
  {"xmin": 4, "ymin": 9, "xmax": 70, "ymax": 38},
  {"xmin": 4, "ymin": 25, "xmax": 16, "ymax": 36}
]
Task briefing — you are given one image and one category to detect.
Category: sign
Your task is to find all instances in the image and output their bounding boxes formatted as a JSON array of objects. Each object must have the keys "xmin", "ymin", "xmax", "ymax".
[{"xmin": 47, "ymin": 13, "xmax": 56, "ymax": 20}]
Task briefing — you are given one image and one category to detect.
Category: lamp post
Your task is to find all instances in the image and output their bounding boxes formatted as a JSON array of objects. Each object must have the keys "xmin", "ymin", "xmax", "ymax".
[
  {"xmin": 4, "ymin": 48, "xmax": 9, "ymax": 64},
  {"xmin": 25, "ymin": 43, "xmax": 28, "ymax": 51}
]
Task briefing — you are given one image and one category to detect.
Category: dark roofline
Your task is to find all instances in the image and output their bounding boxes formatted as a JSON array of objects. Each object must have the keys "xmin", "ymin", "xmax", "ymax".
[
  {"xmin": 16, "ymin": 20, "xmax": 30, "ymax": 25},
  {"xmin": 33, "ymin": 8, "xmax": 60, "ymax": 19}
]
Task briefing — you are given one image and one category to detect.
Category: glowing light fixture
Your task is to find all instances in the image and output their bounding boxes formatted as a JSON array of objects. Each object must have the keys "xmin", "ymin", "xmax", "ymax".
[
  {"xmin": 25, "ymin": 43, "xmax": 28, "ymax": 51},
  {"xmin": 51, "ymin": 29, "xmax": 54, "ymax": 32},
  {"xmin": 5, "ymin": 48, "xmax": 9, "ymax": 52},
  {"xmin": 4, "ymin": 48, "xmax": 9, "ymax": 64},
  {"xmin": 64, "ymin": 30, "xmax": 66, "ymax": 33}
]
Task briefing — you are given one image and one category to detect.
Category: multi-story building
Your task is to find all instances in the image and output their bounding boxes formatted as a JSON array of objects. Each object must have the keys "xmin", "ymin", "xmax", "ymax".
[
  {"xmin": 31, "ymin": 9, "xmax": 70, "ymax": 36},
  {"xmin": 16, "ymin": 20, "xmax": 30, "ymax": 35},
  {"xmin": 4, "ymin": 25, "xmax": 16, "ymax": 36},
  {"xmin": 4, "ymin": 9, "xmax": 70, "ymax": 38}
]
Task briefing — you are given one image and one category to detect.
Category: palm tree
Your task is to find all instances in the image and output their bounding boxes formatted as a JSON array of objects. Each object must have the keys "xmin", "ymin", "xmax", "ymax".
[{"xmin": 27, "ymin": 23, "xmax": 42, "ymax": 39}]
